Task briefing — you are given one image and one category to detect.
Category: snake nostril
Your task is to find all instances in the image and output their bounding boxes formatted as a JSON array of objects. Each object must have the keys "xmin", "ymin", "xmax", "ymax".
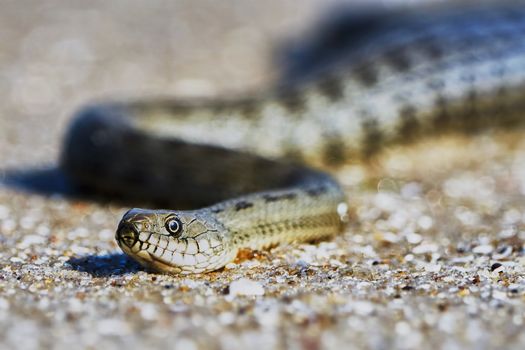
[{"xmin": 116, "ymin": 222, "xmax": 138, "ymax": 248}]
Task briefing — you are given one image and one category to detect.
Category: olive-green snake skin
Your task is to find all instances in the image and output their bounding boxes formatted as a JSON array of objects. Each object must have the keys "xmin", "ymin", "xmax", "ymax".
[{"xmin": 61, "ymin": 3, "xmax": 525, "ymax": 273}]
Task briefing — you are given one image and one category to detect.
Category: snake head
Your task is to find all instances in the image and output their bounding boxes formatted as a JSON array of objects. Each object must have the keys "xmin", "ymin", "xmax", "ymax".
[{"xmin": 116, "ymin": 208, "xmax": 235, "ymax": 274}]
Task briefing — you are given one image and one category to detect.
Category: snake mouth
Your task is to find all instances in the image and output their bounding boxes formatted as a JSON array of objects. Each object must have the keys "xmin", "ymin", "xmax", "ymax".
[
  {"xmin": 116, "ymin": 222, "xmax": 139, "ymax": 248},
  {"xmin": 146, "ymin": 252, "xmax": 172, "ymax": 267}
]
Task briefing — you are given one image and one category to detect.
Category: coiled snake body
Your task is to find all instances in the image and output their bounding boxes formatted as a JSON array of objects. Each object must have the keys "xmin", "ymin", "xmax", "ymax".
[{"xmin": 61, "ymin": 3, "xmax": 525, "ymax": 273}]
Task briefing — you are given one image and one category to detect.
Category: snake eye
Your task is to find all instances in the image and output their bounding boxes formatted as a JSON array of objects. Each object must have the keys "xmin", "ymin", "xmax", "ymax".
[{"xmin": 165, "ymin": 217, "xmax": 182, "ymax": 236}]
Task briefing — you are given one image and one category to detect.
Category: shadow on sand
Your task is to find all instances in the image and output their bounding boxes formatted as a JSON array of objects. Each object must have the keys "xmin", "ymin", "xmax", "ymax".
[
  {"xmin": 1, "ymin": 166, "xmax": 74, "ymax": 195},
  {"xmin": 66, "ymin": 253, "xmax": 144, "ymax": 277},
  {"xmin": 0, "ymin": 165, "xmax": 164, "ymax": 208},
  {"xmin": 0, "ymin": 166, "xmax": 110, "ymax": 203}
]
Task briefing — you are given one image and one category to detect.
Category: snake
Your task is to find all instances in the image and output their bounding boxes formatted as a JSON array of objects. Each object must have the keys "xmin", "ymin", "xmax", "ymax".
[{"xmin": 60, "ymin": 2, "xmax": 525, "ymax": 274}]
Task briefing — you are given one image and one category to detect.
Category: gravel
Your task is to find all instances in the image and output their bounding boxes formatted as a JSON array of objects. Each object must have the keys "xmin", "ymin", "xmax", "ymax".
[{"xmin": 1, "ymin": 2, "xmax": 525, "ymax": 349}]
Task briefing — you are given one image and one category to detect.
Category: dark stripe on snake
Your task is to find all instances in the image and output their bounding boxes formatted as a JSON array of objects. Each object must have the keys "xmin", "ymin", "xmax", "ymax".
[
  {"xmin": 263, "ymin": 192, "xmax": 297, "ymax": 202},
  {"xmin": 234, "ymin": 201, "xmax": 254, "ymax": 211}
]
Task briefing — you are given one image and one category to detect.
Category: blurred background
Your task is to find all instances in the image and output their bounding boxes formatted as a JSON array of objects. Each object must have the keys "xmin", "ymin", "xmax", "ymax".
[
  {"xmin": 0, "ymin": 0, "xmax": 442, "ymax": 169},
  {"xmin": 0, "ymin": 0, "xmax": 353, "ymax": 170}
]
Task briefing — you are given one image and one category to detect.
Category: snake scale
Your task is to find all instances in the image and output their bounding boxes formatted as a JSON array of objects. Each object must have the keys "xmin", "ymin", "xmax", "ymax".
[{"xmin": 61, "ymin": 2, "xmax": 525, "ymax": 273}]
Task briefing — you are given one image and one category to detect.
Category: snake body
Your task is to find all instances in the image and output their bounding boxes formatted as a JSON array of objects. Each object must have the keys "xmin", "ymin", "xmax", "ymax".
[{"xmin": 61, "ymin": 3, "xmax": 525, "ymax": 273}]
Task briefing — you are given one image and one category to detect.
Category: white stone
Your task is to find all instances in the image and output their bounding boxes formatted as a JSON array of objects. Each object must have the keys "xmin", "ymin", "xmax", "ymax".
[
  {"xmin": 139, "ymin": 303, "xmax": 158, "ymax": 321},
  {"xmin": 352, "ymin": 301, "xmax": 375, "ymax": 316},
  {"xmin": 224, "ymin": 262, "xmax": 237, "ymax": 270},
  {"xmin": 472, "ymin": 245, "xmax": 494, "ymax": 255},
  {"xmin": 406, "ymin": 233, "xmax": 423, "ymax": 244},
  {"xmin": 412, "ymin": 243, "xmax": 438, "ymax": 254},
  {"xmin": 492, "ymin": 290, "xmax": 508, "ymax": 301},
  {"xmin": 229, "ymin": 278, "xmax": 265, "ymax": 296},
  {"xmin": 70, "ymin": 245, "xmax": 90, "ymax": 255},
  {"xmin": 425, "ymin": 263, "xmax": 442, "ymax": 273},
  {"xmin": 17, "ymin": 234, "xmax": 46, "ymax": 249},
  {"xmin": 417, "ymin": 216, "xmax": 434, "ymax": 230}
]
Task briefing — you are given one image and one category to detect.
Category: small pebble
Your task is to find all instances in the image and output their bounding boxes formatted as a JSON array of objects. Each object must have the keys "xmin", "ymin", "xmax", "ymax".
[
  {"xmin": 229, "ymin": 278, "xmax": 265, "ymax": 296},
  {"xmin": 493, "ymin": 246, "xmax": 512, "ymax": 259},
  {"xmin": 425, "ymin": 263, "xmax": 442, "ymax": 273},
  {"xmin": 473, "ymin": 245, "xmax": 494, "ymax": 255},
  {"xmin": 490, "ymin": 263, "xmax": 503, "ymax": 272},
  {"xmin": 351, "ymin": 301, "xmax": 375, "ymax": 316},
  {"xmin": 406, "ymin": 233, "xmax": 423, "ymax": 244},
  {"xmin": 412, "ymin": 243, "xmax": 439, "ymax": 254}
]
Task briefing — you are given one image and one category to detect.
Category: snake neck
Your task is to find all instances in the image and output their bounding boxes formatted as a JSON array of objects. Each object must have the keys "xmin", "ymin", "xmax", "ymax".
[{"xmin": 208, "ymin": 176, "xmax": 348, "ymax": 251}]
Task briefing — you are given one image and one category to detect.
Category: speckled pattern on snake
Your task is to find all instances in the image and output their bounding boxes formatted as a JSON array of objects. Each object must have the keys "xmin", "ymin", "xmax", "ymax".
[{"xmin": 61, "ymin": 2, "xmax": 525, "ymax": 273}]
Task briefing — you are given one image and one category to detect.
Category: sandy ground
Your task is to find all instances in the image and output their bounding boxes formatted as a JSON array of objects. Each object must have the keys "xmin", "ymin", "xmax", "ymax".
[{"xmin": 1, "ymin": 1, "xmax": 525, "ymax": 349}]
